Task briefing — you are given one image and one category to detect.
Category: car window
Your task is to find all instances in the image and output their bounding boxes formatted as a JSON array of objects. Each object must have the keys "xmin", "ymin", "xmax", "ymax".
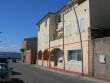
[{"xmin": 0, "ymin": 64, "xmax": 8, "ymax": 70}]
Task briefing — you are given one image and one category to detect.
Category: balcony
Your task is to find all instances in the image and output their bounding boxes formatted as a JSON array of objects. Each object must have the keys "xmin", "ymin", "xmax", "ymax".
[{"xmin": 56, "ymin": 22, "xmax": 63, "ymax": 32}]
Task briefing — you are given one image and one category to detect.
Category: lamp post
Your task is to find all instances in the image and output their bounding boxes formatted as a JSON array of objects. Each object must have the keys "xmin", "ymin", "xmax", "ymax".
[{"xmin": 70, "ymin": 0, "xmax": 84, "ymax": 76}]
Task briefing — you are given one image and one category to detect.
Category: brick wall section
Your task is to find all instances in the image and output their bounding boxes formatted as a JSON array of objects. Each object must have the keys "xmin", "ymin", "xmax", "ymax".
[{"xmin": 94, "ymin": 37, "xmax": 110, "ymax": 80}]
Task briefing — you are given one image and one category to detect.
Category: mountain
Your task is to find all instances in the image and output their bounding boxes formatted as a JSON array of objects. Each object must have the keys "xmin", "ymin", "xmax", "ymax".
[{"xmin": 0, "ymin": 52, "xmax": 22, "ymax": 59}]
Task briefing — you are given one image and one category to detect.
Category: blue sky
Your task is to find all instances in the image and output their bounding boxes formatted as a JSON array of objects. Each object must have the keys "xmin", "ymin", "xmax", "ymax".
[{"xmin": 0, "ymin": 0, "xmax": 70, "ymax": 52}]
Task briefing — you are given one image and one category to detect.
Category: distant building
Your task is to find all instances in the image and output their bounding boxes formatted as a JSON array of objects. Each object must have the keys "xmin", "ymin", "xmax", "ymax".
[{"xmin": 22, "ymin": 37, "xmax": 37, "ymax": 64}]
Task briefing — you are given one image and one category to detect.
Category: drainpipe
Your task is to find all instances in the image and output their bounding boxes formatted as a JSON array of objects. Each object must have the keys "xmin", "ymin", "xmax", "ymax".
[
  {"xmin": 92, "ymin": 32, "xmax": 95, "ymax": 76},
  {"xmin": 62, "ymin": 14, "xmax": 65, "ymax": 70},
  {"xmin": 36, "ymin": 51, "xmax": 38, "ymax": 66},
  {"xmin": 71, "ymin": 0, "xmax": 84, "ymax": 76},
  {"xmin": 48, "ymin": 15, "xmax": 51, "ymax": 68}
]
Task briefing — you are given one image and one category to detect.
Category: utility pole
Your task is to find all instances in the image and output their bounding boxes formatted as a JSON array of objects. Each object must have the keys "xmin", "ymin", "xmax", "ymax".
[{"xmin": 70, "ymin": 0, "xmax": 84, "ymax": 76}]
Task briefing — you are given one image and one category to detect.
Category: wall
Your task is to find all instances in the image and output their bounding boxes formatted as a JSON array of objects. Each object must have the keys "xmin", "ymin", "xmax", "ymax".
[
  {"xmin": 93, "ymin": 37, "xmax": 110, "ymax": 80},
  {"xmin": 37, "ymin": 14, "xmax": 57, "ymax": 66},
  {"xmin": 27, "ymin": 39, "xmax": 37, "ymax": 51},
  {"xmin": 63, "ymin": 0, "xmax": 90, "ymax": 74},
  {"xmin": 24, "ymin": 50, "xmax": 37, "ymax": 64},
  {"xmin": 25, "ymin": 50, "xmax": 31, "ymax": 64},
  {"xmin": 38, "ymin": 17, "xmax": 49, "ymax": 51}
]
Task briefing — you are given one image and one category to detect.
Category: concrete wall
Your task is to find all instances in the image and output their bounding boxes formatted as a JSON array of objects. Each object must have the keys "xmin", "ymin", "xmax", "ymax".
[
  {"xmin": 93, "ymin": 37, "xmax": 110, "ymax": 80},
  {"xmin": 90, "ymin": 0, "xmax": 110, "ymax": 29},
  {"xmin": 38, "ymin": 17, "xmax": 50, "ymax": 51},
  {"xmin": 37, "ymin": 14, "xmax": 57, "ymax": 66}
]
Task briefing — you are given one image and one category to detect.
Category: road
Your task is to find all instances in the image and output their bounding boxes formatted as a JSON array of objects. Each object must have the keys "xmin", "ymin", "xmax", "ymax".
[{"xmin": 9, "ymin": 62, "xmax": 106, "ymax": 83}]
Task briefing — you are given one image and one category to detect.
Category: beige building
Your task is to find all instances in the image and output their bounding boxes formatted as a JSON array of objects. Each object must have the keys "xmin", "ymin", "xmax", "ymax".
[{"xmin": 37, "ymin": 0, "xmax": 110, "ymax": 76}]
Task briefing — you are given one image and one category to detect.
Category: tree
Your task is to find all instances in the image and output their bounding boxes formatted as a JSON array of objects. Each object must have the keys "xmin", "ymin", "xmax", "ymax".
[{"xmin": 20, "ymin": 48, "xmax": 25, "ymax": 62}]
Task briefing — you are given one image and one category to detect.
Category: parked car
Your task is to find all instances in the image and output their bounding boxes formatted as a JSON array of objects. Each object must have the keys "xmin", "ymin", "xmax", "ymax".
[
  {"xmin": 0, "ymin": 58, "xmax": 8, "ymax": 64},
  {"xmin": 0, "ymin": 63, "xmax": 12, "ymax": 82}
]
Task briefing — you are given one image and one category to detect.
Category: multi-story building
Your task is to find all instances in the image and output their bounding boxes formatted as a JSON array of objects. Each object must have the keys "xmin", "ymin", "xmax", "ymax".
[
  {"xmin": 22, "ymin": 37, "xmax": 37, "ymax": 64},
  {"xmin": 37, "ymin": 0, "xmax": 110, "ymax": 78}
]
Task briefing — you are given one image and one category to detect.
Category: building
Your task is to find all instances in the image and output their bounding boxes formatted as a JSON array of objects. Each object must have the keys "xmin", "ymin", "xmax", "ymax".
[
  {"xmin": 22, "ymin": 37, "xmax": 37, "ymax": 64},
  {"xmin": 37, "ymin": 0, "xmax": 110, "ymax": 80}
]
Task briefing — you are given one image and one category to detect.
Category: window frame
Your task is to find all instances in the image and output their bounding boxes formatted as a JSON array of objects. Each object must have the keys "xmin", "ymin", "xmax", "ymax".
[
  {"xmin": 65, "ymin": 24, "xmax": 72, "ymax": 37},
  {"xmin": 68, "ymin": 49, "xmax": 82, "ymax": 61},
  {"xmin": 75, "ymin": 17, "xmax": 85, "ymax": 34}
]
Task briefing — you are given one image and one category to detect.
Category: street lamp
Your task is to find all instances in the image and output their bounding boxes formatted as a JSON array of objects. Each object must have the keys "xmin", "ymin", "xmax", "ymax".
[{"xmin": 70, "ymin": 0, "xmax": 84, "ymax": 76}]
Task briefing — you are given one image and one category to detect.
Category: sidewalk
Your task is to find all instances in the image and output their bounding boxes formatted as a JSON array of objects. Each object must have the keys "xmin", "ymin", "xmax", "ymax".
[{"xmin": 35, "ymin": 65, "xmax": 110, "ymax": 83}]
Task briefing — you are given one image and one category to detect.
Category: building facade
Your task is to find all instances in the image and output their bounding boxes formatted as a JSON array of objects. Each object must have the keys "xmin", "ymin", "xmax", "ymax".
[
  {"xmin": 22, "ymin": 37, "xmax": 37, "ymax": 64},
  {"xmin": 37, "ymin": 0, "xmax": 110, "ymax": 78}
]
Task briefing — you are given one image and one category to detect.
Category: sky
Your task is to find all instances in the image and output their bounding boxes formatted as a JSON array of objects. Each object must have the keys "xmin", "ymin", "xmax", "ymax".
[{"xmin": 0, "ymin": 0, "xmax": 70, "ymax": 52}]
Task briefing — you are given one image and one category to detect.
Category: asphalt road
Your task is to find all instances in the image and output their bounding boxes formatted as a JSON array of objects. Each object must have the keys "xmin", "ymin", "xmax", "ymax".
[{"xmin": 9, "ymin": 62, "xmax": 106, "ymax": 83}]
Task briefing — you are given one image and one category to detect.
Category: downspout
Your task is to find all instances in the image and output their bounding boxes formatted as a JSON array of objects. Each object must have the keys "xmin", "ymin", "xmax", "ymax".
[
  {"xmin": 36, "ymin": 39, "xmax": 38, "ymax": 66},
  {"xmin": 71, "ymin": 0, "xmax": 84, "ymax": 76},
  {"xmin": 62, "ymin": 14, "xmax": 65, "ymax": 70},
  {"xmin": 48, "ymin": 15, "xmax": 51, "ymax": 68},
  {"xmin": 92, "ymin": 32, "xmax": 95, "ymax": 76}
]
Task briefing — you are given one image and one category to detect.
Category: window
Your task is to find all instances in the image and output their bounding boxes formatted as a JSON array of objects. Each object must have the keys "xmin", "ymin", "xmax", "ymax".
[
  {"xmin": 65, "ymin": 24, "xmax": 72, "ymax": 37},
  {"xmin": 76, "ymin": 18, "xmax": 84, "ymax": 33},
  {"xmin": 0, "ymin": 64, "xmax": 8, "ymax": 70},
  {"xmin": 58, "ymin": 15, "xmax": 61, "ymax": 23},
  {"xmin": 79, "ymin": 18, "xmax": 84, "ymax": 32},
  {"xmin": 68, "ymin": 50, "xmax": 82, "ymax": 61},
  {"xmin": 56, "ymin": 15, "xmax": 62, "ymax": 23}
]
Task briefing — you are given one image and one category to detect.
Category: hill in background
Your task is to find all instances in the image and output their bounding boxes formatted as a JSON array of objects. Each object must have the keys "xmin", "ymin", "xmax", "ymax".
[{"xmin": 0, "ymin": 52, "xmax": 22, "ymax": 59}]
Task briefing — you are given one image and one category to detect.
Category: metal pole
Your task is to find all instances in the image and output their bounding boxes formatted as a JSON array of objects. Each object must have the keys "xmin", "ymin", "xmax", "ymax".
[
  {"xmin": 48, "ymin": 15, "xmax": 51, "ymax": 68},
  {"xmin": 92, "ymin": 32, "xmax": 95, "ymax": 76},
  {"xmin": 62, "ymin": 14, "xmax": 65, "ymax": 70},
  {"xmin": 71, "ymin": 0, "xmax": 84, "ymax": 76}
]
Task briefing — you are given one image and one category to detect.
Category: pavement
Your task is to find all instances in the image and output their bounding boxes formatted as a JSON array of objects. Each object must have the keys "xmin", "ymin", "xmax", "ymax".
[
  {"xmin": 35, "ymin": 65, "xmax": 110, "ymax": 83},
  {"xmin": 9, "ymin": 62, "xmax": 110, "ymax": 83}
]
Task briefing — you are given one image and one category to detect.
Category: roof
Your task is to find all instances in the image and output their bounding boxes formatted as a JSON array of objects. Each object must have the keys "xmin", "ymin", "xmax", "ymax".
[
  {"xmin": 24, "ymin": 37, "xmax": 37, "ymax": 41},
  {"xmin": 36, "ymin": 12, "xmax": 55, "ymax": 26},
  {"xmin": 36, "ymin": 0, "xmax": 84, "ymax": 26},
  {"xmin": 56, "ymin": 1, "xmax": 72, "ymax": 14},
  {"xmin": 36, "ymin": 1, "xmax": 75, "ymax": 26}
]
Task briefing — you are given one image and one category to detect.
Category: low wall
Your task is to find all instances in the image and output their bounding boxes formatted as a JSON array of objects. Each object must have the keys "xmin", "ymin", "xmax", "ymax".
[{"xmin": 94, "ymin": 37, "xmax": 110, "ymax": 80}]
